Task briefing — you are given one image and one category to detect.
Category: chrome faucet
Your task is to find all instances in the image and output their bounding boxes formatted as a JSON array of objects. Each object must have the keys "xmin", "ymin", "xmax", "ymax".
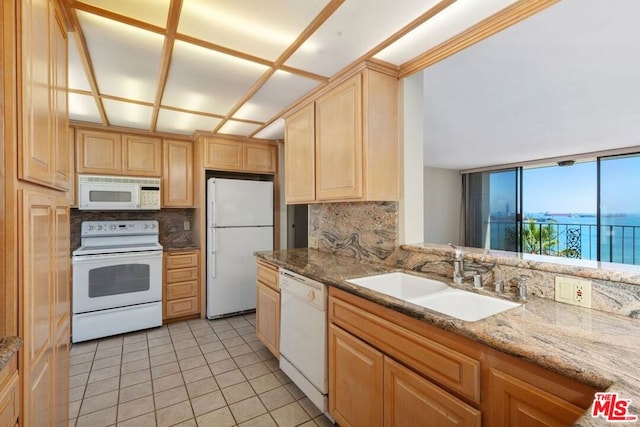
[
  {"xmin": 513, "ymin": 276, "xmax": 528, "ymax": 300},
  {"xmin": 448, "ymin": 244, "xmax": 464, "ymax": 285}
]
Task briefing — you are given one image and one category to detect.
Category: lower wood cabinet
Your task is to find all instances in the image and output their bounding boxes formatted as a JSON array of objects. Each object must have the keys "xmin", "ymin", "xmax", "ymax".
[
  {"xmin": 256, "ymin": 260, "xmax": 280, "ymax": 357},
  {"xmin": 329, "ymin": 323, "xmax": 384, "ymax": 427},
  {"xmin": 0, "ymin": 358, "xmax": 19, "ymax": 426},
  {"xmin": 328, "ymin": 286, "xmax": 597, "ymax": 427},
  {"xmin": 164, "ymin": 250, "xmax": 200, "ymax": 321}
]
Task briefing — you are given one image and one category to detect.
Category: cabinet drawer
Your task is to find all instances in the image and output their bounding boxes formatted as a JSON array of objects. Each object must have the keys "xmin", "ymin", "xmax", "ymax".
[
  {"xmin": 166, "ymin": 281, "xmax": 198, "ymax": 300},
  {"xmin": 329, "ymin": 293, "xmax": 481, "ymax": 404},
  {"xmin": 166, "ymin": 267, "xmax": 198, "ymax": 284},
  {"xmin": 0, "ymin": 368, "xmax": 19, "ymax": 427},
  {"xmin": 166, "ymin": 297, "xmax": 199, "ymax": 318},
  {"xmin": 166, "ymin": 252, "xmax": 198, "ymax": 269},
  {"xmin": 257, "ymin": 260, "xmax": 278, "ymax": 290}
]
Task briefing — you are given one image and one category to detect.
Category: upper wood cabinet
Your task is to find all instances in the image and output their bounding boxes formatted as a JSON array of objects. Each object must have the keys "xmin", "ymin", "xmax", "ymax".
[
  {"xmin": 205, "ymin": 138, "xmax": 243, "ymax": 171},
  {"xmin": 284, "ymin": 68, "xmax": 398, "ymax": 204},
  {"xmin": 244, "ymin": 142, "xmax": 278, "ymax": 173},
  {"xmin": 123, "ymin": 135, "xmax": 162, "ymax": 177},
  {"xmin": 20, "ymin": 0, "xmax": 70, "ymax": 191},
  {"xmin": 284, "ymin": 103, "xmax": 315, "ymax": 203},
  {"xmin": 76, "ymin": 129, "xmax": 162, "ymax": 177},
  {"xmin": 76, "ymin": 130, "xmax": 122, "ymax": 175},
  {"xmin": 163, "ymin": 139, "xmax": 194, "ymax": 207},
  {"xmin": 203, "ymin": 137, "xmax": 277, "ymax": 174}
]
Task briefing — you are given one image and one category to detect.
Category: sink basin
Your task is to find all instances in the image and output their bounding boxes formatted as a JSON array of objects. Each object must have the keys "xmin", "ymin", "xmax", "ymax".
[
  {"xmin": 347, "ymin": 272, "xmax": 448, "ymax": 300},
  {"xmin": 409, "ymin": 289, "xmax": 521, "ymax": 322}
]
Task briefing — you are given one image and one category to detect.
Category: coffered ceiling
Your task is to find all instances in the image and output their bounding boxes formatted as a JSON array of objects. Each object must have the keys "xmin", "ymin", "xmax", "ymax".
[{"xmin": 64, "ymin": 0, "xmax": 526, "ymax": 139}]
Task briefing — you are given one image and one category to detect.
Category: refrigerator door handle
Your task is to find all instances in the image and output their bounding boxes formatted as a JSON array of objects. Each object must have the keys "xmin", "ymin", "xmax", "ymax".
[{"xmin": 210, "ymin": 229, "xmax": 216, "ymax": 278}]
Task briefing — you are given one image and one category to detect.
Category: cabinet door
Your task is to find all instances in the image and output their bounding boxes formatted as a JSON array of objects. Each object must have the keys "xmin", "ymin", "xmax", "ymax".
[
  {"xmin": 123, "ymin": 135, "xmax": 162, "ymax": 176},
  {"xmin": 20, "ymin": 0, "xmax": 55, "ymax": 187},
  {"xmin": 204, "ymin": 138, "xmax": 243, "ymax": 171},
  {"xmin": 384, "ymin": 357, "xmax": 481, "ymax": 427},
  {"xmin": 329, "ymin": 324, "xmax": 383, "ymax": 427},
  {"xmin": 315, "ymin": 74, "xmax": 363, "ymax": 201},
  {"xmin": 285, "ymin": 104, "xmax": 315, "ymax": 203},
  {"xmin": 487, "ymin": 368, "xmax": 586, "ymax": 427},
  {"xmin": 54, "ymin": 204, "xmax": 70, "ymax": 331},
  {"xmin": 52, "ymin": 7, "xmax": 69, "ymax": 191},
  {"xmin": 163, "ymin": 139, "xmax": 194, "ymax": 207},
  {"xmin": 256, "ymin": 282, "xmax": 280, "ymax": 357},
  {"xmin": 76, "ymin": 130, "xmax": 122, "ymax": 175},
  {"xmin": 53, "ymin": 322, "xmax": 70, "ymax": 427},
  {"xmin": 21, "ymin": 190, "xmax": 55, "ymax": 426},
  {"xmin": 244, "ymin": 143, "xmax": 277, "ymax": 173}
]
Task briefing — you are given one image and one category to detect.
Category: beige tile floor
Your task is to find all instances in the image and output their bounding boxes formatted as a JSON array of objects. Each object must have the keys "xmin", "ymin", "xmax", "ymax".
[{"xmin": 68, "ymin": 314, "xmax": 334, "ymax": 427}]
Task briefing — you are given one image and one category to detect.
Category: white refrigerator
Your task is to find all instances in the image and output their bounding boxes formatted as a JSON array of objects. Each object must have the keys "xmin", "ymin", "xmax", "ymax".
[{"xmin": 207, "ymin": 178, "xmax": 274, "ymax": 319}]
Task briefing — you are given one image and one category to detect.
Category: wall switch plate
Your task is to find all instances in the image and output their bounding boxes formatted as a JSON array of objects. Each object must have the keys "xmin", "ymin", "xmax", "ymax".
[
  {"xmin": 555, "ymin": 277, "xmax": 592, "ymax": 308},
  {"xmin": 308, "ymin": 236, "xmax": 318, "ymax": 249},
  {"xmin": 183, "ymin": 221, "xmax": 190, "ymax": 231}
]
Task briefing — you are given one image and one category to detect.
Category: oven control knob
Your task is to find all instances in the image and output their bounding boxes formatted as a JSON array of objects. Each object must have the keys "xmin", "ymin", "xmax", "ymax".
[
  {"xmin": 142, "ymin": 224, "xmax": 148, "ymax": 229},
  {"xmin": 96, "ymin": 225, "xmax": 103, "ymax": 231},
  {"xmin": 150, "ymin": 223, "xmax": 156, "ymax": 229},
  {"xmin": 307, "ymin": 289, "xmax": 316, "ymax": 302},
  {"xmin": 87, "ymin": 225, "xmax": 94, "ymax": 231}
]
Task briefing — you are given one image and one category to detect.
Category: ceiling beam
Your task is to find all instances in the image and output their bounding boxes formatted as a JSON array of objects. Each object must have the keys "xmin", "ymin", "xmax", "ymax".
[
  {"xmin": 213, "ymin": 0, "xmax": 345, "ymax": 134},
  {"xmin": 64, "ymin": 2, "xmax": 109, "ymax": 125},
  {"xmin": 399, "ymin": 0, "xmax": 560, "ymax": 77},
  {"xmin": 150, "ymin": 0, "xmax": 182, "ymax": 132}
]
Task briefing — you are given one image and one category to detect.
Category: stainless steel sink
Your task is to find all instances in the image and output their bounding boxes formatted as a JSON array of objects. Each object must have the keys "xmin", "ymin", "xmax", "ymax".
[{"xmin": 347, "ymin": 272, "xmax": 521, "ymax": 322}]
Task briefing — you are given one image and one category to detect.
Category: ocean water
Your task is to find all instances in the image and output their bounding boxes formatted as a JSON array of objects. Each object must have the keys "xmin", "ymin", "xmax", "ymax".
[{"xmin": 491, "ymin": 213, "xmax": 640, "ymax": 265}]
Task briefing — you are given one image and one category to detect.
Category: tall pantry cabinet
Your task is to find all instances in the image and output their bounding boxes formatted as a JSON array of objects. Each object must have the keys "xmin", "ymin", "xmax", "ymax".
[{"xmin": 2, "ymin": 0, "xmax": 71, "ymax": 425}]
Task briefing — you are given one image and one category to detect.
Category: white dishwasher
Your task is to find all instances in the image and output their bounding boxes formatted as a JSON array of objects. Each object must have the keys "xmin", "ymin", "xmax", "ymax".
[{"xmin": 279, "ymin": 269, "xmax": 329, "ymax": 414}]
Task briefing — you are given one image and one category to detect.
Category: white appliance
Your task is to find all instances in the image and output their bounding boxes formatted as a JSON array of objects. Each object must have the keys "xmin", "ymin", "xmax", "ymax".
[
  {"xmin": 78, "ymin": 175, "xmax": 161, "ymax": 210},
  {"xmin": 72, "ymin": 220, "xmax": 163, "ymax": 342},
  {"xmin": 279, "ymin": 269, "xmax": 329, "ymax": 414},
  {"xmin": 207, "ymin": 178, "xmax": 274, "ymax": 318}
]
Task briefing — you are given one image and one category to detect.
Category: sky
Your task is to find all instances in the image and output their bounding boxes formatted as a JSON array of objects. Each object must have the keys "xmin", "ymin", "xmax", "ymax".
[{"xmin": 490, "ymin": 155, "xmax": 640, "ymax": 215}]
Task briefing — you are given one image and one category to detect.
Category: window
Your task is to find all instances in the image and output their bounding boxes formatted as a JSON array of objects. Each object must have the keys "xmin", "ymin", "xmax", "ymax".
[{"xmin": 464, "ymin": 153, "xmax": 640, "ymax": 265}]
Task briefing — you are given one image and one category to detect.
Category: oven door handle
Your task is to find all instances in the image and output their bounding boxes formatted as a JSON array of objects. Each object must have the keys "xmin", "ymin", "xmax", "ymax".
[{"xmin": 73, "ymin": 250, "xmax": 162, "ymax": 262}]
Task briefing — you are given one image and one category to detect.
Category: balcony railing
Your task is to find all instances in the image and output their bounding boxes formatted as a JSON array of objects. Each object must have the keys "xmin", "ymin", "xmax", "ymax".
[{"xmin": 487, "ymin": 220, "xmax": 640, "ymax": 265}]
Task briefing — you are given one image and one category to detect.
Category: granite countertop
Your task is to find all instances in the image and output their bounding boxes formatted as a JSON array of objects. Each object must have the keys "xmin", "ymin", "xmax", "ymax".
[
  {"xmin": 164, "ymin": 245, "xmax": 200, "ymax": 251},
  {"xmin": 0, "ymin": 336, "xmax": 23, "ymax": 371},
  {"xmin": 256, "ymin": 248, "xmax": 640, "ymax": 426}
]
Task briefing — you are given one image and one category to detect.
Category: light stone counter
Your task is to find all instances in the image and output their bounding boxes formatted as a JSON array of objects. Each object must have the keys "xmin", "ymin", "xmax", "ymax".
[{"xmin": 256, "ymin": 248, "xmax": 640, "ymax": 426}]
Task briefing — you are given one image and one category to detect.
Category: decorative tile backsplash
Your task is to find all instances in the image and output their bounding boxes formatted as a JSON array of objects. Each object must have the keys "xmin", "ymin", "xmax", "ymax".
[
  {"xmin": 70, "ymin": 209, "xmax": 197, "ymax": 251},
  {"xmin": 309, "ymin": 202, "xmax": 398, "ymax": 262}
]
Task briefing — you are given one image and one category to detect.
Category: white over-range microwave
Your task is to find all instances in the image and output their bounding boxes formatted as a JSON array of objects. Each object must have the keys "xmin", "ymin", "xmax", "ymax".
[{"xmin": 78, "ymin": 175, "xmax": 161, "ymax": 210}]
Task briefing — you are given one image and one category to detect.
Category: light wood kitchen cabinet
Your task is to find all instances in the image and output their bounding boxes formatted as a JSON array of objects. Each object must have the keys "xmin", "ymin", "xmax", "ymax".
[
  {"xmin": 20, "ymin": 0, "xmax": 70, "ymax": 191},
  {"xmin": 328, "ymin": 286, "xmax": 596, "ymax": 427},
  {"xmin": 384, "ymin": 357, "xmax": 481, "ymax": 427},
  {"xmin": 164, "ymin": 250, "xmax": 200, "ymax": 321},
  {"xmin": 256, "ymin": 260, "xmax": 280, "ymax": 357},
  {"xmin": 486, "ymin": 354, "xmax": 597, "ymax": 427},
  {"xmin": 284, "ymin": 68, "xmax": 398, "ymax": 203},
  {"xmin": 123, "ymin": 135, "xmax": 162, "ymax": 177},
  {"xmin": 329, "ymin": 323, "xmax": 384, "ymax": 427},
  {"xmin": 203, "ymin": 137, "xmax": 277, "ymax": 174},
  {"xmin": 0, "ymin": 358, "xmax": 19, "ymax": 427},
  {"xmin": 284, "ymin": 103, "xmax": 315, "ymax": 203},
  {"xmin": 204, "ymin": 138, "xmax": 243, "ymax": 171},
  {"xmin": 163, "ymin": 139, "xmax": 194, "ymax": 207},
  {"xmin": 76, "ymin": 129, "xmax": 123, "ymax": 175},
  {"xmin": 244, "ymin": 142, "xmax": 277, "ymax": 173},
  {"xmin": 76, "ymin": 130, "xmax": 162, "ymax": 177},
  {"xmin": 52, "ymin": 7, "xmax": 69, "ymax": 191},
  {"xmin": 20, "ymin": 191, "xmax": 71, "ymax": 426}
]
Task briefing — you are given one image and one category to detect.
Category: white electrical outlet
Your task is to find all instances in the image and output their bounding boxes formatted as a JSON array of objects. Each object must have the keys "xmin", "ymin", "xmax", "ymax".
[
  {"xmin": 555, "ymin": 277, "xmax": 592, "ymax": 308},
  {"xmin": 183, "ymin": 221, "xmax": 190, "ymax": 231}
]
